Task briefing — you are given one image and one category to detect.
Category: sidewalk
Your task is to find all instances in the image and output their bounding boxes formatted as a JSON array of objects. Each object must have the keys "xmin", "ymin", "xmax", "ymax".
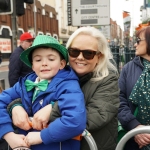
[
  {"xmin": 0, "ymin": 61, "xmax": 9, "ymax": 72},
  {"xmin": 0, "ymin": 61, "xmax": 9, "ymax": 67}
]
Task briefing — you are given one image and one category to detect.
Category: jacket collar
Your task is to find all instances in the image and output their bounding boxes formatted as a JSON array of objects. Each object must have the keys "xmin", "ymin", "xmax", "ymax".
[
  {"xmin": 133, "ymin": 56, "xmax": 144, "ymax": 69},
  {"xmin": 79, "ymin": 72, "xmax": 93, "ymax": 88}
]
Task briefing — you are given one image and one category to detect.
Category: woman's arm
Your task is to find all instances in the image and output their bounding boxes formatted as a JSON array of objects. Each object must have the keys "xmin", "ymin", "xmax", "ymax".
[
  {"xmin": 7, "ymin": 98, "xmax": 32, "ymax": 130},
  {"xmin": 3, "ymin": 132, "xmax": 28, "ymax": 149},
  {"xmin": 10, "ymin": 100, "xmax": 59, "ymax": 130},
  {"xmin": 7, "ymin": 98, "xmax": 22, "ymax": 115},
  {"xmin": 118, "ymin": 66, "xmax": 141, "ymax": 131}
]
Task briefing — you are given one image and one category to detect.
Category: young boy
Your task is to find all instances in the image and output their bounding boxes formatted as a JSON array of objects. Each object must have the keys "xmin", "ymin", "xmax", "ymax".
[{"xmin": 0, "ymin": 35, "xmax": 86, "ymax": 150}]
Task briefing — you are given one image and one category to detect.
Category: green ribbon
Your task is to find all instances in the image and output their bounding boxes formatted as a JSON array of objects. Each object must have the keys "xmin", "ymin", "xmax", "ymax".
[{"xmin": 25, "ymin": 79, "xmax": 48, "ymax": 92}]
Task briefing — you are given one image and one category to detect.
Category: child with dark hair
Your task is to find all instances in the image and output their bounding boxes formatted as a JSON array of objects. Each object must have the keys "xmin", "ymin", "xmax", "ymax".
[{"xmin": 0, "ymin": 35, "xmax": 86, "ymax": 150}]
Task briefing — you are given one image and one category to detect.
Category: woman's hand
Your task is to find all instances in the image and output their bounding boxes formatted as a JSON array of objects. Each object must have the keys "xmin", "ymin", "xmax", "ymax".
[
  {"xmin": 32, "ymin": 104, "xmax": 52, "ymax": 130},
  {"xmin": 134, "ymin": 125, "xmax": 150, "ymax": 148},
  {"xmin": 3, "ymin": 132, "xmax": 29, "ymax": 149},
  {"xmin": 12, "ymin": 106, "xmax": 31, "ymax": 130}
]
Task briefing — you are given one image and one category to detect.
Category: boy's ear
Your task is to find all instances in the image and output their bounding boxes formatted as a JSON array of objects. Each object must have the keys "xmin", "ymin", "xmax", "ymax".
[
  {"xmin": 59, "ymin": 59, "xmax": 66, "ymax": 69},
  {"xmin": 32, "ymin": 65, "xmax": 35, "ymax": 71}
]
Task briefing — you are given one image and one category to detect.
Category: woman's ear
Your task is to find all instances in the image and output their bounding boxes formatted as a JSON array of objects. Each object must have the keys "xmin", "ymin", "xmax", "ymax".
[
  {"xmin": 97, "ymin": 52, "xmax": 102, "ymax": 59},
  {"xmin": 59, "ymin": 59, "xmax": 66, "ymax": 69}
]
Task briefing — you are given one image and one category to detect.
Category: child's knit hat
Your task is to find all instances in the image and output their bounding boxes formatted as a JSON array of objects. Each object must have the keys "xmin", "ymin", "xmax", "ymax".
[{"xmin": 20, "ymin": 35, "xmax": 68, "ymax": 67}]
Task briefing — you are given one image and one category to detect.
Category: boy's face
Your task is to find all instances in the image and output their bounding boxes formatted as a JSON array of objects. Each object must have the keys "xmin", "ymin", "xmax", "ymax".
[{"xmin": 32, "ymin": 47, "xmax": 66, "ymax": 80}]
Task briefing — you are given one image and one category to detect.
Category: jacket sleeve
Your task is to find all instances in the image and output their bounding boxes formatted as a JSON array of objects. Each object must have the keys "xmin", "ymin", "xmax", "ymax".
[
  {"xmin": 0, "ymin": 83, "xmax": 22, "ymax": 138},
  {"xmin": 85, "ymin": 71, "xmax": 120, "ymax": 131},
  {"xmin": 50, "ymin": 101, "xmax": 61, "ymax": 122},
  {"xmin": 118, "ymin": 66, "xmax": 140, "ymax": 131},
  {"xmin": 7, "ymin": 99, "xmax": 61, "ymax": 120},
  {"xmin": 7, "ymin": 98, "xmax": 22, "ymax": 115},
  {"xmin": 40, "ymin": 80, "xmax": 86, "ymax": 144},
  {"xmin": 8, "ymin": 50, "xmax": 23, "ymax": 87}
]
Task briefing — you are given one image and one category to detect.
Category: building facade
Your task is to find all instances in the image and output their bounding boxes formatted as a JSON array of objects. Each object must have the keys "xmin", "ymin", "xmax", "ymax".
[
  {"xmin": 38, "ymin": 0, "xmax": 77, "ymax": 45},
  {"xmin": 0, "ymin": 0, "xmax": 58, "ymax": 60},
  {"xmin": 0, "ymin": 0, "xmax": 124, "ymax": 61}
]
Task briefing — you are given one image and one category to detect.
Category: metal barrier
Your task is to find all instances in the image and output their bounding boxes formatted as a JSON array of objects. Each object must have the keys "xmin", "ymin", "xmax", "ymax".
[
  {"xmin": 82, "ymin": 129, "xmax": 98, "ymax": 150},
  {"xmin": 110, "ymin": 46, "xmax": 136, "ymax": 72},
  {"xmin": 110, "ymin": 46, "xmax": 120, "ymax": 71},
  {"xmin": 124, "ymin": 47, "xmax": 135, "ymax": 64},
  {"xmin": 29, "ymin": 117, "xmax": 98, "ymax": 150},
  {"xmin": 116, "ymin": 126, "xmax": 150, "ymax": 150},
  {"xmin": 11, "ymin": 130, "xmax": 98, "ymax": 150}
]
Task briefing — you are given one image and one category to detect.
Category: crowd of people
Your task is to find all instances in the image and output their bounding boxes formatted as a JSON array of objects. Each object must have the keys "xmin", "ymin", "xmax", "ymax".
[{"xmin": 0, "ymin": 26, "xmax": 150, "ymax": 150}]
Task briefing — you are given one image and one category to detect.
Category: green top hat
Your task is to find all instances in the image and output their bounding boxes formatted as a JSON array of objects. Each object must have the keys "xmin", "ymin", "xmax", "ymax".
[{"xmin": 20, "ymin": 35, "xmax": 68, "ymax": 68}]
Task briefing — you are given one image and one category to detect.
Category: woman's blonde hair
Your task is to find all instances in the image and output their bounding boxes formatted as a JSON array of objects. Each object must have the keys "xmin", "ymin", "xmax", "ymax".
[{"xmin": 66, "ymin": 26, "xmax": 117, "ymax": 81}]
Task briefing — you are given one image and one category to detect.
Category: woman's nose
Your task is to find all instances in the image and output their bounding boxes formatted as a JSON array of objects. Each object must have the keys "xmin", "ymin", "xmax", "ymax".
[{"xmin": 77, "ymin": 52, "xmax": 84, "ymax": 60}]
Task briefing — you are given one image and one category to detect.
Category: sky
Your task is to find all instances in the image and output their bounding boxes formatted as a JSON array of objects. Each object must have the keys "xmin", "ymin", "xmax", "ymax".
[{"xmin": 110, "ymin": 0, "xmax": 143, "ymax": 34}]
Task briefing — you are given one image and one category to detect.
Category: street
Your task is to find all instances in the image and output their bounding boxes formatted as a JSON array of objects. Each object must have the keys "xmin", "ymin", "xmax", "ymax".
[{"xmin": 0, "ymin": 65, "xmax": 8, "ymax": 72}]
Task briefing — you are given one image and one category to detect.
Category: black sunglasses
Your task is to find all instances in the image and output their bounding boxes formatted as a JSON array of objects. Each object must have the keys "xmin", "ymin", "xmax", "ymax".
[
  {"xmin": 136, "ymin": 38, "xmax": 145, "ymax": 45},
  {"xmin": 68, "ymin": 48, "xmax": 98, "ymax": 60}
]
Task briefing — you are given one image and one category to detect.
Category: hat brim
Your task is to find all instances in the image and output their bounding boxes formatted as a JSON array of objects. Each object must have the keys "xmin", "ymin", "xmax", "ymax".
[
  {"xmin": 20, "ymin": 43, "xmax": 68, "ymax": 68},
  {"xmin": 20, "ymin": 37, "xmax": 35, "ymax": 41}
]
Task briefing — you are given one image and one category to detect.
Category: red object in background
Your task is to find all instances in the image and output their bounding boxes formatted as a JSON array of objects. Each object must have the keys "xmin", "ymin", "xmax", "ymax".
[{"xmin": 135, "ymin": 22, "xmax": 150, "ymax": 31}]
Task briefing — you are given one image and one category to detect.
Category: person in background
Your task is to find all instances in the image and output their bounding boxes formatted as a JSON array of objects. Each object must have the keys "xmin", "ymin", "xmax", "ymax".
[
  {"xmin": 118, "ymin": 26, "xmax": 150, "ymax": 150},
  {"xmin": 0, "ymin": 35, "xmax": 86, "ymax": 150},
  {"xmin": 8, "ymin": 32, "xmax": 34, "ymax": 87},
  {"xmin": 8, "ymin": 26, "xmax": 120, "ymax": 150}
]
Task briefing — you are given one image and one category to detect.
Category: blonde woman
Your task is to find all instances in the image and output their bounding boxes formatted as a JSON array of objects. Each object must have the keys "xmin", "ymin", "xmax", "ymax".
[{"xmin": 8, "ymin": 27, "xmax": 120, "ymax": 150}]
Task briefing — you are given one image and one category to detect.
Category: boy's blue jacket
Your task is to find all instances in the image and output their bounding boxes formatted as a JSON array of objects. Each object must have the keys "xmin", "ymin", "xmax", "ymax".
[{"xmin": 0, "ymin": 66, "xmax": 86, "ymax": 150}]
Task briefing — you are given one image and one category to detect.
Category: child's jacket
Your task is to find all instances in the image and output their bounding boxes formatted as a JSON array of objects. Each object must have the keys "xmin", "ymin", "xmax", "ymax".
[{"xmin": 0, "ymin": 65, "xmax": 86, "ymax": 150}]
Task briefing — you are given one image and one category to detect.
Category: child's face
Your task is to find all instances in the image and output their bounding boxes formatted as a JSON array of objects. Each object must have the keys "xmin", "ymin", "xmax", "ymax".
[{"xmin": 32, "ymin": 47, "xmax": 66, "ymax": 80}]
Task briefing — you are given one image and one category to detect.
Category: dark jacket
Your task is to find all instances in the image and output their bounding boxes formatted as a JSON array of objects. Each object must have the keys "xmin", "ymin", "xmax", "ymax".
[
  {"xmin": 8, "ymin": 46, "xmax": 33, "ymax": 87},
  {"xmin": 118, "ymin": 56, "xmax": 143, "ymax": 150},
  {"xmin": 39, "ymin": 70, "xmax": 120, "ymax": 150},
  {"xmin": 79, "ymin": 70, "xmax": 120, "ymax": 150},
  {"xmin": 0, "ymin": 66, "xmax": 86, "ymax": 150}
]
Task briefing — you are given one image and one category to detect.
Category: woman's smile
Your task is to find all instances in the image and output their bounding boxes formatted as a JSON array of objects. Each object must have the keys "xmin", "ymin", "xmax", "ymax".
[{"xmin": 75, "ymin": 62, "xmax": 86, "ymax": 67}]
